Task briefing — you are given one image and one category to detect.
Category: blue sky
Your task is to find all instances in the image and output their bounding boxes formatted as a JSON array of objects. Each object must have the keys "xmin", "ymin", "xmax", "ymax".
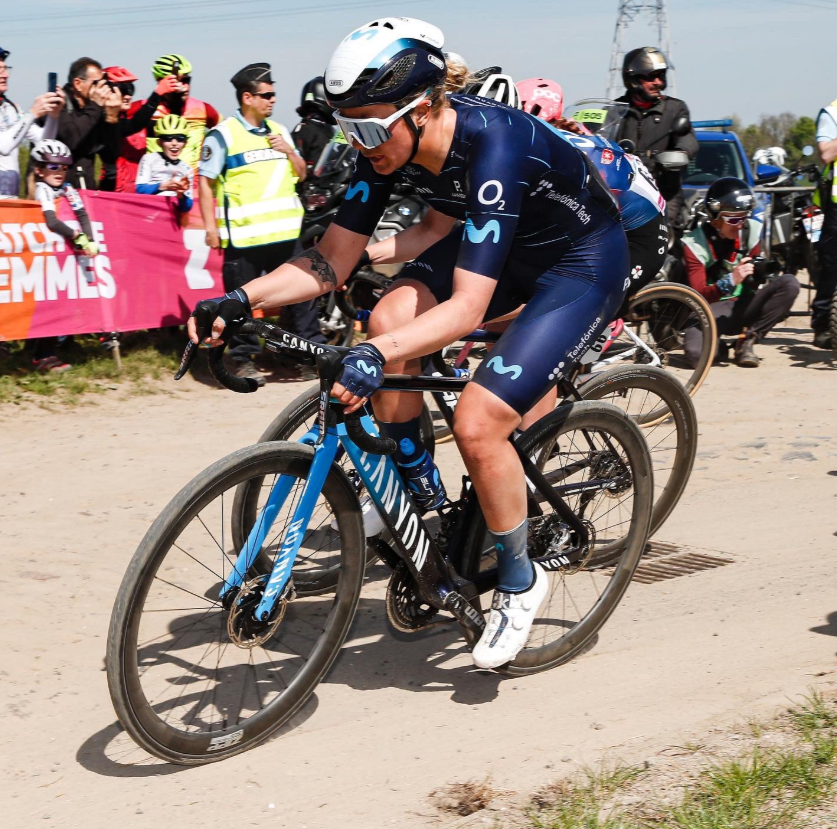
[{"xmin": 3, "ymin": 0, "xmax": 836, "ymax": 129}]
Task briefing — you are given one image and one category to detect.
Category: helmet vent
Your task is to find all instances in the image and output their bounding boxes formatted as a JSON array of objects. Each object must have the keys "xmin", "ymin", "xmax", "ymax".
[{"xmin": 370, "ymin": 54, "xmax": 417, "ymax": 97}]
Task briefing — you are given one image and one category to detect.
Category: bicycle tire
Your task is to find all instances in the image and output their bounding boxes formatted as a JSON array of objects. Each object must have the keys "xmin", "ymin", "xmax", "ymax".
[
  {"xmin": 464, "ymin": 401, "xmax": 653, "ymax": 676},
  {"xmin": 232, "ymin": 386, "xmax": 434, "ymax": 594},
  {"xmin": 579, "ymin": 365, "xmax": 697, "ymax": 538},
  {"xmin": 107, "ymin": 442, "xmax": 365, "ymax": 764},
  {"xmin": 623, "ymin": 282, "xmax": 716, "ymax": 415}
]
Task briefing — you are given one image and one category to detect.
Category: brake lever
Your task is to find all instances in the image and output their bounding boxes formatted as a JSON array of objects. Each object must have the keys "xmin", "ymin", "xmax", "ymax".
[{"xmin": 174, "ymin": 303, "xmax": 216, "ymax": 381}]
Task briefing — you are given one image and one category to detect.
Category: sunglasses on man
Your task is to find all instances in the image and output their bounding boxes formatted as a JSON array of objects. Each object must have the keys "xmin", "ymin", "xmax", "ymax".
[
  {"xmin": 115, "ymin": 81, "xmax": 135, "ymax": 97},
  {"xmin": 250, "ymin": 91, "xmax": 276, "ymax": 100},
  {"xmin": 333, "ymin": 91, "xmax": 431, "ymax": 150},
  {"xmin": 720, "ymin": 213, "xmax": 749, "ymax": 226},
  {"xmin": 637, "ymin": 70, "xmax": 666, "ymax": 83}
]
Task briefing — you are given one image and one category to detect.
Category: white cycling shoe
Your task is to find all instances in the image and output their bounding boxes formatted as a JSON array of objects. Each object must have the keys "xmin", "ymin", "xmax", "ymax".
[
  {"xmin": 331, "ymin": 495, "xmax": 386, "ymax": 538},
  {"xmin": 471, "ymin": 563, "xmax": 548, "ymax": 670}
]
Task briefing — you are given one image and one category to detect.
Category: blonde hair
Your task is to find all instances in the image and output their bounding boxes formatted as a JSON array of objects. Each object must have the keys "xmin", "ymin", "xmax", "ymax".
[{"xmin": 427, "ymin": 52, "xmax": 477, "ymax": 113}]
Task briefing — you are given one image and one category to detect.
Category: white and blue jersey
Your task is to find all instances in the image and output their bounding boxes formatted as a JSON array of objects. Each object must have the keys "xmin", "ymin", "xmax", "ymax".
[{"xmin": 549, "ymin": 129, "xmax": 665, "ymax": 231}]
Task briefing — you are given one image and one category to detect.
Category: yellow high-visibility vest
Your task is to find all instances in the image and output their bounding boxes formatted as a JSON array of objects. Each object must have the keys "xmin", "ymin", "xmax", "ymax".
[{"xmin": 213, "ymin": 116, "xmax": 303, "ymax": 248}]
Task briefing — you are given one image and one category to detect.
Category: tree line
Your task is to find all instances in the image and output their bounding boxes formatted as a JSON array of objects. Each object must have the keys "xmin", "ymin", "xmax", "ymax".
[{"xmin": 727, "ymin": 113, "xmax": 818, "ymax": 167}]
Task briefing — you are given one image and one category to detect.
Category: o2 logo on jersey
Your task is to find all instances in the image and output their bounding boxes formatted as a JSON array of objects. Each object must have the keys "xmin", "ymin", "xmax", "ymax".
[{"xmin": 477, "ymin": 180, "xmax": 505, "ymax": 211}]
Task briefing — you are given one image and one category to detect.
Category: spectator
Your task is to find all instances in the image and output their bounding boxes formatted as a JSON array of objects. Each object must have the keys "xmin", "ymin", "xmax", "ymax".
[
  {"xmin": 292, "ymin": 76, "xmax": 335, "ymax": 171},
  {"xmin": 99, "ymin": 66, "xmax": 179, "ymax": 192},
  {"xmin": 0, "ymin": 46, "xmax": 65, "ymax": 197},
  {"xmin": 811, "ymin": 96, "xmax": 837, "ymax": 349},
  {"xmin": 31, "ymin": 139, "xmax": 100, "ymax": 371},
  {"xmin": 681, "ymin": 177, "xmax": 799, "ymax": 368},
  {"xmin": 198, "ymin": 62, "xmax": 314, "ymax": 386},
  {"xmin": 135, "ymin": 114, "xmax": 193, "ymax": 212},
  {"xmin": 122, "ymin": 54, "xmax": 220, "ymax": 187},
  {"xmin": 57, "ymin": 57, "xmax": 122, "ymax": 190},
  {"xmin": 614, "ymin": 47, "xmax": 698, "ymax": 232}
]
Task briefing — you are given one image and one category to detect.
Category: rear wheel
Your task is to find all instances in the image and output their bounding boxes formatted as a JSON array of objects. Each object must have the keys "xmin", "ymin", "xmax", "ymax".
[
  {"xmin": 579, "ymin": 365, "xmax": 697, "ymax": 537},
  {"xmin": 464, "ymin": 401, "xmax": 653, "ymax": 675},
  {"xmin": 610, "ymin": 283, "xmax": 716, "ymax": 413}
]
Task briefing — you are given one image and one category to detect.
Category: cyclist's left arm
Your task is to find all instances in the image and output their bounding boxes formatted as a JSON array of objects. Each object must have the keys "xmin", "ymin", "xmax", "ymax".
[{"xmin": 366, "ymin": 206, "xmax": 456, "ymax": 265}]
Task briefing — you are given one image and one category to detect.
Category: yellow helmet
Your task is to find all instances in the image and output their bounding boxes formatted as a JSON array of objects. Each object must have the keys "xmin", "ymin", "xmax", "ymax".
[
  {"xmin": 152, "ymin": 54, "xmax": 192, "ymax": 80},
  {"xmin": 155, "ymin": 113, "xmax": 189, "ymax": 138}
]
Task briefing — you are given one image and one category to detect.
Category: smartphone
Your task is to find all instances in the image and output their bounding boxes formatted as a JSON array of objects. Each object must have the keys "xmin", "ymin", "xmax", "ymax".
[
  {"xmin": 47, "ymin": 72, "xmax": 57, "ymax": 94},
  {"xmin": 171, "ymin": 59, "xmax": 181, "ymax": 78}
]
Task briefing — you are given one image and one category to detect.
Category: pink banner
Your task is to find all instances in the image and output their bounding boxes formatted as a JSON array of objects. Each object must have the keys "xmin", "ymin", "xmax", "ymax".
[{"xmin": 0, "ymin": 193, "xmax": 224, "ymax": 340}]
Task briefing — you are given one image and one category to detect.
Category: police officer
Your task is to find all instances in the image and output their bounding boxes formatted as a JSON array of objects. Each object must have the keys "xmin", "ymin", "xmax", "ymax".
[
  {"xmin": 615, "ymin": 47, "xmax": 698, "ymax": 232},
  {"xmin": 199, "ymin": 62, "xmax": 324, "ymax": 385},
  {"xmin": 291, "ymin": 76, "xmax": 335, "ymax": 171},
  {"xmin": 812, "ymin": 96, "xmax": 837, "ymax": 349}
]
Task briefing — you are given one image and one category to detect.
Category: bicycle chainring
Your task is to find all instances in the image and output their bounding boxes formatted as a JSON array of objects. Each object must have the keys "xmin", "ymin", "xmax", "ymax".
[
  {"xmin": 385, "ymin": 562, "xmax": 440, "ymax": 633},
  {"xmin": 226, "ymin": 574, "xmax": 290, "ymax": 648}
]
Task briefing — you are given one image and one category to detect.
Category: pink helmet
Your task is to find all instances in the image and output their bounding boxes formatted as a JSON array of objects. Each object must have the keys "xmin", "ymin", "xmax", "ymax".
[{"xmin": 516, "ymin": 78, "xmax": 564, "ymax": 122}]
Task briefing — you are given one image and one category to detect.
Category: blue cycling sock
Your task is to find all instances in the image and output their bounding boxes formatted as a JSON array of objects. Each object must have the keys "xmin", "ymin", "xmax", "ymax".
[
  {"xmin": 378, "ymin": 416, "xmax": 425, "ymax": 465},
  {"xmin": 491, "ymin": 519, "xmax": 535, "ymax": 593}
]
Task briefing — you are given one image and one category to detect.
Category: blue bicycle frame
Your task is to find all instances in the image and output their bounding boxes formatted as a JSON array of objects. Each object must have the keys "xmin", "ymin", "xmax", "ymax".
[{"xmin": 219, "ymin": 411, "xmax": 454, "ymax": 623}]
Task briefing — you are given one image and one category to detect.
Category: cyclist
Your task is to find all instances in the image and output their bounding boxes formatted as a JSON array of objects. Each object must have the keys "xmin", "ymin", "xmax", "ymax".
[{"xmin": 187, "ymin": 18, "xmax": 628, "ymax": 669}]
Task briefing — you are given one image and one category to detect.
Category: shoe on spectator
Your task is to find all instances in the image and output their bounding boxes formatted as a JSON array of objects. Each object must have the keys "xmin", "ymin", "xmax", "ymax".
[
  {"xmin": 32, "ymin": 356, "xmax": 71, "ymax": 373},
  {"xmin": 734, "ymin": 333, "xmax": 759, "ymax": 368},
  {"xmin": 813, "ymin": 330, "xmax": 833, "ymax": 350},
  {"xmin": 233, "ymin": 359, "xmax": 266, "ymax": 387}
]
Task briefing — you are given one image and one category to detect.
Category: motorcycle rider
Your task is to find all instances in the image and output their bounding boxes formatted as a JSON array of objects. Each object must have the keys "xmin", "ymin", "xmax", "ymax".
[
  {"xmin": 811, "ymin": 96, "xmax": 837, "ymax": 348},
  {"xmin": 614, "ymin": 47, "xmax": 697, "ymax": 232},
  {"xmin": 681, "ymin": 177, "xmax": 800, "ymax": 367},
  {"xmin": 187, "ymin": 17, "xmax": 630, "ymax": 669},
  {"xmin": 292, "ymin": 77, "xmax": 335, "ymax": 171}
]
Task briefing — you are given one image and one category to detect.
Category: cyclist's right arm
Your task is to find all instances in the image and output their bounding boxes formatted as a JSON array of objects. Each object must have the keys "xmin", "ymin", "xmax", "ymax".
[{"xmin": 366, "ymin": 206, "xmax": 456, "ymax": 265}]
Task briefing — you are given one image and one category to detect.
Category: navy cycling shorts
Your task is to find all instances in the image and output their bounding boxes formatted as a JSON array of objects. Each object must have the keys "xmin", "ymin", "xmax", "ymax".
[{"xmin": 396, "ymin": 222, "xmax": 629, "ymax": 415}]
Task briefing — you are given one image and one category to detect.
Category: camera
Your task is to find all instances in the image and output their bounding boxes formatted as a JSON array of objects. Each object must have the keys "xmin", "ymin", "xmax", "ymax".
[{"xmin": 749, "ymin": 256, "xmax": 782, "ymax": 285}]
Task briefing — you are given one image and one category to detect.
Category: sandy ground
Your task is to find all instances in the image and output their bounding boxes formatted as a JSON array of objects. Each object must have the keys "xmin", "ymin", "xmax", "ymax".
[{"xmin": 2, "ymin": 295, "xmax": 836, "ymax": 828}]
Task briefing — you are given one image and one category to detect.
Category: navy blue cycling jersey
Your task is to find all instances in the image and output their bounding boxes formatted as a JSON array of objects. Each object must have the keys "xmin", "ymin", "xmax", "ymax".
[
  {"xmin": 548, "ymin": 128, "xmax": 666, "ymax": 232},
  {"xmin": 333, "ymin": 95, "xmax": 621, "ymax": 282}
]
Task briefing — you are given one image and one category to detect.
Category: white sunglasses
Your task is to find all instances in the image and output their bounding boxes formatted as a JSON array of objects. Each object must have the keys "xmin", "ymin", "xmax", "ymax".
[{"xmin": 334, "ymin": 91, "xmax": 430, "ymax": 150}]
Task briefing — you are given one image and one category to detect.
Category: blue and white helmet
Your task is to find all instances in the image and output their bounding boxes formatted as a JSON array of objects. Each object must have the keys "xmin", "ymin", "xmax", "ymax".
[{"xmin": 324, "ymin": 17, "xmax": 446, "ymax": 110}]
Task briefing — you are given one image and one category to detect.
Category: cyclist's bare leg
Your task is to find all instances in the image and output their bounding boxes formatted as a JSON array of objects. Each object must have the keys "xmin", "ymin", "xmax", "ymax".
[
  {"xmin": 453, "ymin": 382, "xmax": 526, "ymax": 531},
  {"xmin": 368, "ymin": 279, "xmax": 438, "ymax": 422},
  {"xmin": 519, "ymin": 387, "xmax": 557, "ymax": 430}
]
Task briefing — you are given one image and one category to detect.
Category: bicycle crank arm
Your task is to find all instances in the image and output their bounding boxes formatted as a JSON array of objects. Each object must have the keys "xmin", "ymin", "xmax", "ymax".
[{"xmin": 444, "ymin": 591, "xmax": 486, "ymax": 646}]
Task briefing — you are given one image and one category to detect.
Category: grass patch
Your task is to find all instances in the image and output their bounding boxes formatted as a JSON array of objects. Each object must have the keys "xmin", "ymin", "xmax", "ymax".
[
  {"xmin": 430, "ymin": 777, "xmax": 501, "ymax": 816},
  {"xmin": 0, "ymin": 331, "xmax": 182, "ymax": 406},
  {"xmin": 522, "ymin": 691, "xmax": 837, "ymax": 829}
]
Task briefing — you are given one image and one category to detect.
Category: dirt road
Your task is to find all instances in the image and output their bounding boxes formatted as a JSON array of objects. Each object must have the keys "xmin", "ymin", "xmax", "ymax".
[{"xmin": 2, "ymin": 314, "xmax": 836, "ymax": 828}]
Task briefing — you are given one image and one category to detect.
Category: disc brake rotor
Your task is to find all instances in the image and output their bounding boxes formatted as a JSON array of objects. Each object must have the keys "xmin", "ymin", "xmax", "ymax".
[{"xmin": 226, "ymin": 574, "xmax": 290, "ymax": 648}]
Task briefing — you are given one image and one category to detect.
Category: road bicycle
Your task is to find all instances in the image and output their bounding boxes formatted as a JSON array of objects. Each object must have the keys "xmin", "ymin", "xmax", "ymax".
[{"xmin": 107, "ymin": 320, "xmax": 654, "ymax": 764}]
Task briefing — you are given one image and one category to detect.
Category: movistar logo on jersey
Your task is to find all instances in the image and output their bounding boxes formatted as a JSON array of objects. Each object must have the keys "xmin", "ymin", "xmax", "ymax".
[
  {"xmin": 346, "ymin": 181, "xmax": 370, "ymax": 203},
  {"xmin": 464, "ymin": 218, "xmax": 501, "ymax": 244},
  {"xmin": 356, "ymin": 361, "xmax": 378, "ymax": 376},
  {"xmin": 486, "ymin": 356, "xmax": 522, "ymax": 380}
]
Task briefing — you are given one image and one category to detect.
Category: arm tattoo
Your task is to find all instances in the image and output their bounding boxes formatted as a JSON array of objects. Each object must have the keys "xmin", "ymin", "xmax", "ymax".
[{"xmin": 290, "ymin": 248, "xmax": 338, "ymax": 289}]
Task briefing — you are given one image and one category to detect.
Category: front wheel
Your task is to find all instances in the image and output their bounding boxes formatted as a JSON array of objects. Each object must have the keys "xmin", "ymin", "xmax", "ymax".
[
  {"xmin": 107, "ymin": 442, "xmax": 365, "ymax": 764},
  {"xmin": 464, "ymin": 401, "xmax": 653, "ymax": 676}
]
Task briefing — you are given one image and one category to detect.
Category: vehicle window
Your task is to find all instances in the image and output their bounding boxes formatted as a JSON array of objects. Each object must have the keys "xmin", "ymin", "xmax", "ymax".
[{"xmin": 684, "ymin": 140, "xmax": 746, "ymax": 185}]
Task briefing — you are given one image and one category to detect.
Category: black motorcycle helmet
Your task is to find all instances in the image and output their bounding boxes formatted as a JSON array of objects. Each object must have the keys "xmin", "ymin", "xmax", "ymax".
[
  {"xmin": 704, "ymin": 177, "xmax": 756, "ymax": 219},
  {"xmin": 297, "ymin": 76, "xmax": 335, "ymax": 124},
  {"xmin": 622, "ymin": 47, "xmax": 668, "ymax": 101}
]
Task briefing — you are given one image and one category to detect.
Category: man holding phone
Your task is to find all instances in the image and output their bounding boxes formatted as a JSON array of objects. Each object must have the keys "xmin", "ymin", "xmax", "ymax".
[
  {"xmin": 0, "ymin": 46, "xmax": 65, "ymax": 197},
  {"xmin": 56, "ymin": 56, "xmax": 122, "ymax": 189}
]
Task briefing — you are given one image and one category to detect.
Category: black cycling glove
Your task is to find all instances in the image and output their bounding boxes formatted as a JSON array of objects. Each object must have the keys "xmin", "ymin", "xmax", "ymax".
[
  {"xmin": 338, "ymin": 342, "xmax": 386, "ymax": 398},
  {"xmin": 191, "ymin": 288, "xmax": 251, "ymax": 340}
]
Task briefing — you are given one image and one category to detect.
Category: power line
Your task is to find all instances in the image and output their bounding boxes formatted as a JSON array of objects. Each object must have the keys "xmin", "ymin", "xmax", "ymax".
[{"xmin": 2, "ymin": 0, "xmax": 439, "ymax": 37}]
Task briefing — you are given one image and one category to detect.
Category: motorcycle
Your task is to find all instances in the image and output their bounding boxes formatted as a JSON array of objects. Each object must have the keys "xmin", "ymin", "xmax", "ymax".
[{"xmin": 754, "ymin": 145, "xmax": 822, "ymax": 287}]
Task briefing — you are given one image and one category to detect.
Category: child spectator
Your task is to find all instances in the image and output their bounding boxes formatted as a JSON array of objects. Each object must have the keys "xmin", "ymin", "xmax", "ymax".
[
  {"xmin": 135, "ymin": 114, "xmax": 193, "ymax": 211},
  {"xmin": 31, "ymin": 139, "xmax": 99, "ymax": 371}
]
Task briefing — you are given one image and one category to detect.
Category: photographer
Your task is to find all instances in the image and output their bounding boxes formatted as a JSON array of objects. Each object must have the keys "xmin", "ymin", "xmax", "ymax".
[
  {"xmin": 681, "ymin": 177, "xmax": 799, "ymax": 368},
  {"xmin": 56, "ymin": 57, "xmax": 122, "ymax": 189}
]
